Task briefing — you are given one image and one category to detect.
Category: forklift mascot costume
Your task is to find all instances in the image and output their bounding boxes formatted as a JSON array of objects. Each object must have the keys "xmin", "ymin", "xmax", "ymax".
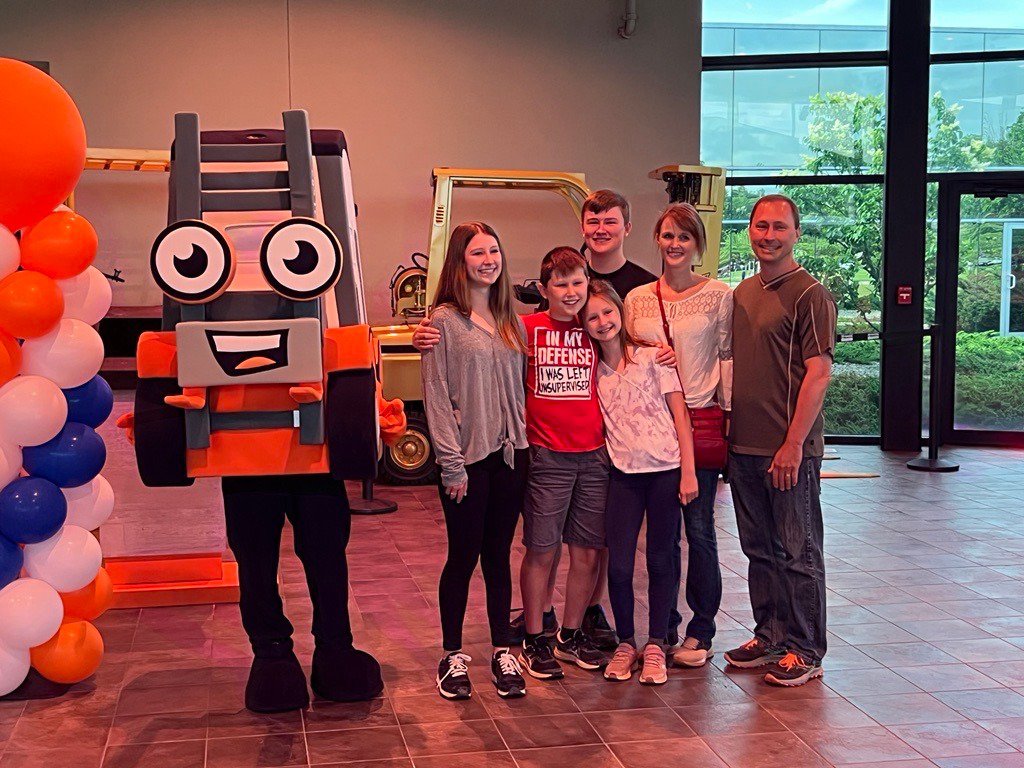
[{"xmin": 118, "ymin": 111, "xmax": 405, "ymax": 713}]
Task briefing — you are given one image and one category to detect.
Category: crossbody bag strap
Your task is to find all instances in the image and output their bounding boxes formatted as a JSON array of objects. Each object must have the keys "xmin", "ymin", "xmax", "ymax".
[{"xmin": 654, "ymin": 278, "xmax": 688, "ymax": 402}]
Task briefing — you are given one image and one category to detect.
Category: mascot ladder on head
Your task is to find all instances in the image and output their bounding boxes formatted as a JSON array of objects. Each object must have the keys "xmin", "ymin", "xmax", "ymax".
[{"xmin": 117, "ymin": 110, "xmax": 406, "ymax": 713}]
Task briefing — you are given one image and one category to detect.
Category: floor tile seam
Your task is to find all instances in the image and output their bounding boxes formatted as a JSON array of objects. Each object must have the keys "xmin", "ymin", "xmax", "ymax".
[
  {"xmin": 570, "ymin": 703, "xmax": 628, "ymax": 768},
  {"xmin": 390, "ymin": 691, "xmax": 421, "ymax": 766},
  {"xmin": 844, "ymin": 691, "xmax": 970, "ymax": 727},
  {"xmin": 482, "ymin": 698, "xmax": 524, "ymax": 768},
  {"xmin": 576, "ymin": 702, "xmax": 690, "ymax": 743},
  {"xmin": 880, "ymin": 720, "xmax": 1023, "ymax": 758},
  {"xmin": 794, "ymin": 721, "xmax": 924, "ymax": 767},
  {"xmin": 298, "ymin": 704, "xmax": 311, "ymax": 768}
]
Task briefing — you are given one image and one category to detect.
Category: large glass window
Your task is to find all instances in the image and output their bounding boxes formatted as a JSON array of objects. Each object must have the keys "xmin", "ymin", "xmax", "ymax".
[
  {"xmin": 703, "ymin": 2, "xmax": 889, "ymax": 56},
  {"xmin": 929, "ymin": 61, "xmax": 1024, "ymax": 172},
  {"xmin": 931, "ymin": 2, "xmax": 1024, "ymax": 53},
  {"xmin": 721, "ymin": 184, "xmax": 883, "ymax": 435},
  {"xmin": 701, "ymin": 67, "xmax": 887, "ymax": 174}
]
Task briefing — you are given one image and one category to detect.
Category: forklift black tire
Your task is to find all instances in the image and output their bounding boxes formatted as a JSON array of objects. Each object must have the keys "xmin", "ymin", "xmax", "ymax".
[{"xmin": 379, "ymin": 411, "xmax": 437, "ymax": 486}]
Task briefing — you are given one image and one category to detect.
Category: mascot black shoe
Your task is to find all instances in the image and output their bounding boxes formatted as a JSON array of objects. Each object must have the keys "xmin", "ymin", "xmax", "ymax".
[
  {"xmin": 245, "ymin": 643, "xmax": 310, "ymax": 713},
  {"xmin": 311, "ymin": 644, "xmax": 384, "ymax": 702}
]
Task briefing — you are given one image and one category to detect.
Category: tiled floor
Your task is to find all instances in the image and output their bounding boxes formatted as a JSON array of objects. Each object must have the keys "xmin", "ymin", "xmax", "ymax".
[{"xmin": 6, "ymin": 444, "xmax": 1024, "ymax": 767}]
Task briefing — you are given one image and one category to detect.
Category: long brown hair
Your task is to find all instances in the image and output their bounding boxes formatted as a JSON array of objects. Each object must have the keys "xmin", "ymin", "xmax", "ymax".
[
  {"xmin": 433, "ymin": 221, "xmax": 525, "ymax": 352},
  {"xmin": 580, "ymin": 279, "xmax": 648, "ymax": 366}
]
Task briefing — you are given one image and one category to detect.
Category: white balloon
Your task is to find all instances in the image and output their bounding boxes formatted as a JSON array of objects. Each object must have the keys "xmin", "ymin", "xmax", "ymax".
[
  {"xmin": 62, "ymin": 475, "xmax": 114, "ymax": 530},
  {"xmin": 19, "ymin": 319, "xmax": 104, "ymax": 389},
  {"xmin": 0, "ymin": 578, "xmax": 63, "ymax": 649},
  {"xmin": 58, "ymin": 268, "xmax": 112, "ymax": 326},
  {"xmin": 0, "ymin": 442, "xmax": 20, "ymax": 489},
  {"xmin": 0, "ymin": 226, "xmax": 17, "ymax": 281},
  {"xmin": 0, "ymin": 376, "xmax": 67, "ymax": 447},
  {"xmin": 23, "ymin": 525, "xmax": 102, "ymax": 592},
  {"xmin": 0, "ymin": 643, "xmax": 29, "ymax": 696},
  {"xmin": 53, "ymin": 205, "xmax": 73, "ymax": 214}
]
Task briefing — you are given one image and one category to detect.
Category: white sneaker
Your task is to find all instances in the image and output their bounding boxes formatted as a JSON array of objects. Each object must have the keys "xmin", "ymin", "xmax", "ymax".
[{"xmin": 670, "ymin": 636, "xmax": 714, "ymax": 668}]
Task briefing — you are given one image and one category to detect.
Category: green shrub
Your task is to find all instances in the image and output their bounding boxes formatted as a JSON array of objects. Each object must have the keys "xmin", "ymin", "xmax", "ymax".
[
  {"xmin": 825, "ymin": 370, "xmax": 880, "ymax": 435},
  {"xmin": 834, "ymin": 340, "xmax": 880, "ymax": 365},
  {"xmin": 957, "ymin": 272, "xmax": 1001, "ymax": 333},
  {"xmin": 782, "ymin": 332, "xmax": 1024, "ymax": 436},
  {"xmin": 954, "ymin": 372, "xmax": 1024, "ymax": 429},
  {"xmin": 955, "ymin": 332, "xmax": 1024, "ymax": 375}
]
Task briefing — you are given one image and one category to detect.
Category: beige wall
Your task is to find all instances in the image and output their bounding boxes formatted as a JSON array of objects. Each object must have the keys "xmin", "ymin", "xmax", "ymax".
[{"xmin": 3, "ymin": 0, "xmax": 702, "ymax": 323}]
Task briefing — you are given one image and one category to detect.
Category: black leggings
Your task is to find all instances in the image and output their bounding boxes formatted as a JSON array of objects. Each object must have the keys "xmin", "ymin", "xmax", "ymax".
[
  {"xmin": 438, "ymin": 449, "xmax": 527, "ymax": 651},
  {"xmin": 606, "ymin": 466, "xmax": 681, "ymax": 643},
  {"xmin": 222, "ymin": 473, "xmax": 352, "ymax": 656}
]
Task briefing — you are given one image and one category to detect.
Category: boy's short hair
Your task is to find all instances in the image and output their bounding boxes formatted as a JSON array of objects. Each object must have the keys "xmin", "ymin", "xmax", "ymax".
[
  {"xmin": 749, "ymin": 193, "xmax": 801, "ymax": 229},
  {"xmin": 540, "ymin": 246, "xmax": 588, "ymax": 286},
  {"xmin": 582, "ymin": 189, "xmax": 630, "ymax": 226}
]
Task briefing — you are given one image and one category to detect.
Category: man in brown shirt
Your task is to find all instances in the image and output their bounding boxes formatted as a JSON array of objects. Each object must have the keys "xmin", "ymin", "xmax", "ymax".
[{"xmin": 722, "ymin": 195, "xmax": 836, "ymax": 687}]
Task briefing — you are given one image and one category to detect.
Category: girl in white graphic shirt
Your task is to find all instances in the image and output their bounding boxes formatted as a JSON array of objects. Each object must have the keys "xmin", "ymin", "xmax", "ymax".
[{"xmin": 580, "ymin": 279, "xmax": 698, "ymax": 685}]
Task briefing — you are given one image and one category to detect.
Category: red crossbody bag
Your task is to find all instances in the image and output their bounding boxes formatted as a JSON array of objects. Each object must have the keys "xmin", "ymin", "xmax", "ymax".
[{"xmin": 654, "ymin": 279, "xmax": 729, "ymax": 470}]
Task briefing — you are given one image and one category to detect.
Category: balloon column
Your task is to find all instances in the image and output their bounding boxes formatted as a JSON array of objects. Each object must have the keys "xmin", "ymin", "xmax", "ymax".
[{"xmin": 0, "ymin": 59, "xmax": 113, "ymax": 693}]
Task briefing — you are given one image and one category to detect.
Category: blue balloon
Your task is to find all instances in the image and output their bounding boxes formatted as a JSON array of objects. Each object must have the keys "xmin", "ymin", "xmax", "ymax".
[
  {"xmin": 22, "ymin": 422, "xmax": 106, "ymax": 488},
  {"xmin": 0, "ymin": 536, "xmax": 22, "ymax": 589},
  {"xmin": 63, "ymin": 376, "xmax": 114, "ymax": 429},
  {"xmin": 0, "ymin": 477, "xmax": 67, "ymax": 544}
]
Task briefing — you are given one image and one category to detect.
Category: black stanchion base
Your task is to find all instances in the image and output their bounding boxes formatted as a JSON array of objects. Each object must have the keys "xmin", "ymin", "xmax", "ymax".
[
  {"xmin": 351, "ymin": 496, "xmax": 398, "ymax": 515},
  {"xmin": 351, "ymin": 480, "xmax": 398, "ymax": 515},
  {"xmin": 1, "ymin": 670, "xmax": 71, "ymax": 701},
  {"xmin": 907, "ymin": 457, "xmax": 960, "ymax": 472}
]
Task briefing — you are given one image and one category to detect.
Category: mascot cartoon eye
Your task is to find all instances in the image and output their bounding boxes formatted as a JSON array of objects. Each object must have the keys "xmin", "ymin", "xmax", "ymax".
[
  {"xmin": 151, "ymin": 221, "xmax": 234, "ymax": 303},
  {"xmin": 259, "ymin": 218, "xmax": 342, "ymax": 301}
]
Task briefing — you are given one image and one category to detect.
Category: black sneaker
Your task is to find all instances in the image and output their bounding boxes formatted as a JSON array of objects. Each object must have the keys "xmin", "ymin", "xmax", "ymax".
[
  {"xmin": 436, "ymin": 652, "xmax": 472, "ymax": 700},
  {"xmin": 520, "ymin": 636, "xmax": 564, "ymax": 680},
  {"xmin": 764, "ymin": 652, "xmax": 823, "ymax": 687},
  {"xmin": 510, "ymin": 608, "xmax": 558, "ymax": 645},
  {"xmin": 724, "ymin": 637, "xmax": 785, "ymax": 669},
  {"xmin": 581, "ymin": 604, "xmax": 618, "ymax": 651},
  {"xmin": 491, "ymin": 648, "xmax": 526, "ymax": 698},
  {"xmin": 554, "ymin": 628, "xmax": 606, "ymax": 670}
]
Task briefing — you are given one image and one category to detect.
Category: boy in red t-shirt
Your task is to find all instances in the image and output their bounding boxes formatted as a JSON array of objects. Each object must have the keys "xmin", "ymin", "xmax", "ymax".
[{"xmin": 518, "ymin": 247, "xmax": 608, "ymax": 679}]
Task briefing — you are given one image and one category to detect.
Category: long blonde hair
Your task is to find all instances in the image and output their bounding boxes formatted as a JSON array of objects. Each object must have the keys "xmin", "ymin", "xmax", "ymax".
[{"xmin": 433, "ymin": 222, "xmax": 525, "ymax": 352}]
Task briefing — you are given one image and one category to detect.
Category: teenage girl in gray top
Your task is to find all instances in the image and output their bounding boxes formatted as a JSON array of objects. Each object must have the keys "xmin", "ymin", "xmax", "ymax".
[{"xmin": 421, "ymin": 222, "xmax": 529, "ymax": 702}]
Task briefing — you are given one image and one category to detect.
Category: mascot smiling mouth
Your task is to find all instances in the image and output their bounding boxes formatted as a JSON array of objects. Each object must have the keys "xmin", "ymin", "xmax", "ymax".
[{"xmin": 205, "ymin": 328, "xmax": 291, "ymax": 376}]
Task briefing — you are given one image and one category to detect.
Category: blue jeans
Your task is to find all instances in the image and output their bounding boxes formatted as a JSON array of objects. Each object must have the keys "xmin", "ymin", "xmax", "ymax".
[
  {"xmin": 606, "ymin": 467, "xmax": 680, "ymax": 643},
  {"xmin": 728, "ymin": 452, "xmax": 826, "ymax": 664},
  {"xmin": 667, "ymin": 469, "xmax": 722, "ymax": 644}
]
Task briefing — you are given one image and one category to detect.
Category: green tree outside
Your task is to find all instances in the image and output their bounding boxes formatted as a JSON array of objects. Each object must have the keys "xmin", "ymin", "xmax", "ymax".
[{"xmin": 718, "ymin": 91, "xmax": 1024, "ymax": 434}]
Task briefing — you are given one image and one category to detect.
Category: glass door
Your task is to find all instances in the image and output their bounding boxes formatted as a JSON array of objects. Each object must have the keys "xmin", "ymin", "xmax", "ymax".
[
  {"xmin": 1001, "ymin": 224, "xmax": 1024, "ymax": 336},
  {"xmin": 935, "ymin": 176, "xmax": 1024, "ymax": 444}
]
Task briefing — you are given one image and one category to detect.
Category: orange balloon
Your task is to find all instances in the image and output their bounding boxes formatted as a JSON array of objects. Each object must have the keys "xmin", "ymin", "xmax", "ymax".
[
  {"xmin": 0, "ymin": 271, "xmax": 64, "ymax": 339},
  {"xmin": 30, "ymin": 620, "xmax": 104, "ymax": 685},
  {"xmin": 19, "ymin": 211, "xmax": 97, "ymax": 280},
  {"xmin": 0, "ymin": 59, "xmax": 86, "ymax": 233},
  {"xmin": 60, "ymin": 567, "xmax": 113, "ymax": 621},
  {"xmin": 0, "ymin": 332, "xmax": 20, "ymax": 386}
]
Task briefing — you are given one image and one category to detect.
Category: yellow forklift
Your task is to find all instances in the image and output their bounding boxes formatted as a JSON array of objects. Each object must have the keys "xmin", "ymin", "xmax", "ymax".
[{"xmin": 373, "ymin": 164, "xmax": 725, "ymax": 484}]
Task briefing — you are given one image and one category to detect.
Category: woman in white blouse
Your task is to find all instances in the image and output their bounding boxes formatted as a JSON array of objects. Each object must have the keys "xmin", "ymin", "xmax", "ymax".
[{"xmin": 624, "ymin": 203, "xmax": 732, "ymax": 668}]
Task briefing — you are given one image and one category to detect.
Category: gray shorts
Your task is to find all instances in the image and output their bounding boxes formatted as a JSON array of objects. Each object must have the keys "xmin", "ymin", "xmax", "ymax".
[{"xmin": 522, "ymin": 445, "xmax": 609, "ymax": 551}]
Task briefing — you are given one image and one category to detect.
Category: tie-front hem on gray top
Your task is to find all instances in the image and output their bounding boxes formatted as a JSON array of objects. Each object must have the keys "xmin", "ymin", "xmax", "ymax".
[{"xmin": 420, "ymin": 305, "xmax": 528, "ymax": 488}]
